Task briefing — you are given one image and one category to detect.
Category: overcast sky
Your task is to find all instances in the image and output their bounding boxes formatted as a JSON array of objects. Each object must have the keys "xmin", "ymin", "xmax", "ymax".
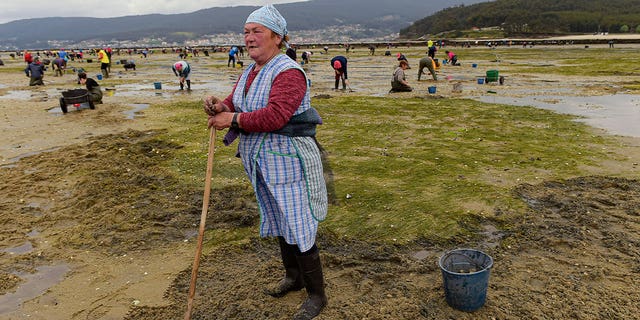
[{"xmin": 0, "ymin": 0, "xmax": 306, "ymax": 24}]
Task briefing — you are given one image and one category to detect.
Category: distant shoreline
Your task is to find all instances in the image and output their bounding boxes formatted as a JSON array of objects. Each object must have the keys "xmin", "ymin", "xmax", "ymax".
[{"xmin": 2, "ymin": 34, "xmax": 640, "ymax": 52}]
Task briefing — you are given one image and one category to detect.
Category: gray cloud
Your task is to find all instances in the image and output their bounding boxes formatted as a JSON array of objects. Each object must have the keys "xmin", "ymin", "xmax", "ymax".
[{"xmin": 0, "ymin": 0, "xmax": 304, "ymax": 24}]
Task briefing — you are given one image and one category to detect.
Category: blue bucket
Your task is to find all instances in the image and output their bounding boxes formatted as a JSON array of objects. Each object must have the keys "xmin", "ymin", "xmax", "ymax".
[
  {"xmin": 96, "ymin": 74, "xmax": 103, "ymax": 80},
  {"xmin": 428, "ymin": 86, "xmax": 437, "ymax": 94},
  {"xmin": 154, "ymin": 82, "xmax": 162, "ymax": 90},
  {"xmin": 472, "ymin": 63, "xmax": 478, "ymax": 68},
  {"xmin": 477, "ymin": 78, "xmax": 485, "ymax": 84},
  {"xmin": 439, "ymin": 249, "xmax": 493, "ymax": 312}
]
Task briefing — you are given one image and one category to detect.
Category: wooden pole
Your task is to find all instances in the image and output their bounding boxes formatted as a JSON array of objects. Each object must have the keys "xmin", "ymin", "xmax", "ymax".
[{"xmin": 184, "ymin": 127, "xmax": 216, "ymax": 320}]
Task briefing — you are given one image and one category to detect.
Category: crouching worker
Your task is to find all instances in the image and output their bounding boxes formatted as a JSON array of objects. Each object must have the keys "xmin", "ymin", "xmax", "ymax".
[
  {"xmin": 390, "ymin": 60, "xmax": 412, "ymax": 92},
  {"xmin": 78, "ymin": 72, "xmax": 102, "ymax": 104},
  {"xmin": 123, "ymin": 60, "xmax": 136, "ymax": 71}
]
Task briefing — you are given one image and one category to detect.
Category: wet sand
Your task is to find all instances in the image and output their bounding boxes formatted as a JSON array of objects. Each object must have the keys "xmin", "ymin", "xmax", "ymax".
[{"xmin": 1, "ymin": 45, "xmax": 640, "ymax": 319}]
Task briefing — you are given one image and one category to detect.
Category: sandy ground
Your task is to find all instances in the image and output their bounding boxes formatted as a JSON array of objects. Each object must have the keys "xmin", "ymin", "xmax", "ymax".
[{"xmin": 0, "ymin": 46, "xmax": 639, "ymax": 320}]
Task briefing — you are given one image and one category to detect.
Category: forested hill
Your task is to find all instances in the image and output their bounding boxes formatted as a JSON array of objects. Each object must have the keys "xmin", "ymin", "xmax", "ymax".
[
  {"xmin": 0, "ymin": 0, "xmax": 488, "ymax": 49},
  {"xmin": 400, "ymin": 0, "xmax": 640, "ymax": 38}
]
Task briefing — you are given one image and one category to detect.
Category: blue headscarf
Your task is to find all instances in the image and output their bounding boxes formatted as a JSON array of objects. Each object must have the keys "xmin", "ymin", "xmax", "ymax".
[{"xmin": 245, "ymin": 5, "xmax": 288, "ymax": 38}]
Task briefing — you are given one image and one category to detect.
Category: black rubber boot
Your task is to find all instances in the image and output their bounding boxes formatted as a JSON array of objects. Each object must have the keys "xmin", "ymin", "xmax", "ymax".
[
  {"xmin": 186, "ymin": 80, "xmax": 191, "ymax": 91},
  {"xmin": 179, "ymin": 82, "xmax": 184, "ymax": 90},
  {"xmin": 265, "ymin": 237, "xmax": 304, "ymax": 297},
  {"xmin": 334, "ymin": 79, "xmax": 339, "ymax": 90},
  {"xmin": 293, "ymin": 246, "xmax": 327, "ymax": 320}
]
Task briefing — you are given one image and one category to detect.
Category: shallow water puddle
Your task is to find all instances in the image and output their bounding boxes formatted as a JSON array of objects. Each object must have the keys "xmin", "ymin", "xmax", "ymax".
[
  {"xmin": 124, "ymin": 103, "xmax": 149, "ymax": 119},
  {"xmin": 0, "ymin": 264, "xmax": 70, "ymax": 315},
  {"xmin": 2, "ymin": 242, "xmax": 33, "ymax": 255},
  {"xmin": 475, "ymin": 93, "xmax": 640, "ymax": 138},
  {"xmin": 0, "ymin": 90, "xmax": 34, "ymax": 100}
]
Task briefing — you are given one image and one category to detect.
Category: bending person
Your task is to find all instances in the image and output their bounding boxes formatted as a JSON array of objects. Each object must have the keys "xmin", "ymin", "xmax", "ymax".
[
  {"xmin": 172, "ymin": 60, "xmax": 192, "ymax": 90},
  {"xmin": 330, "ymin": 55, "xmax": 349, "ymax": 90},
  {"xmin": 418, "ymin": 56, "xmax": 437, "ymax": 81}
]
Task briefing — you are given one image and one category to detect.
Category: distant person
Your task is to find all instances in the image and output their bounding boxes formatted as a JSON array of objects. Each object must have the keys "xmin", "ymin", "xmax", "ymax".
[
  {"xmin": 396, "ymin": 53, "xmax": 410, "ymax": 68},
  {"xmin": 77, "ymin": 72, "xmax": 103, "ymax": 104},
  {"xmin": 23, "ymin": 50, "xmax": 33, "ymax": 64},
  {"xmin": 368, "ymin": 45, "xmax": 375, "ymax": 55},
  {"xmin": 123, "ymin": 59, "xmax": 136, "ymax": 71},
  {"xmin": 106, "ymin": 47, "xmax": 113, "ymax": 73},
  {"xmin": 98, "ymin": 48, "xmax": 110, "ymax": 78},
  {"xmin": 323, "ymin": 46, "xmax": 329, "ymax": 54},
  {"xmin": 58, "ymin": 48, "xmax": 69, "ymax": 63},
  {"xmin": 427, "ymin": 45, "xmax": 437, "ymax": 59},
  {"xmin": 417, "ymin": 56, "xmax": 438, "ymax": 81},
  {"xmin": 390, "ymin": 60, "xmax": 412, "ymax": 92},
  {"xmin": 286, "ymin": 46, "xmax": 297, "ymax": 62},
  {"xmin": 25, "ymin": 56, "xmax": 45, "ymax": 86},
  {"xmin": 608, "ymin": 40, "xmax": 615, "ymax": 48},
  {"xmin": 301, "ymin": 51, "xmax": 312, "ymax": 65},
  {"xmin": 330, "ymin": 55, "xmax": 349, "ymax": 90},
  {"xmin": 228, "ymin": 46, "xmax": 239, "ymax": 67},
  {"xmin": 427, "ymin": 39, "xmax": 434, "ymax": 48},
  {"xmin": 172, "ymin": 60, "xmax": 191, "ymax": 90},
  {"xmin": 52, "ymin": 57, "xmax": 67, "ymax": 77},
  {"xmin": 445, "ymin": 50, "xmax": 460, "ymax": 66}
]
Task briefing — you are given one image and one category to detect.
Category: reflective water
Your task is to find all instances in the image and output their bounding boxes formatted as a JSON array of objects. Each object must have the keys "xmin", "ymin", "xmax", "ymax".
[
  {"xmin": 124, "ymin": 104, "xmax": 149, "ymax": 119},
  {"xmin": 0, "ymin": 264, "xmax": 70, "ymax": 315},
  {"xmin": 2, "ymin": 242, "xmax": 33, "ymax": 255},
  {"xmin": 475, "ymin": 93, "xmax": 640, "ymax": 138}
]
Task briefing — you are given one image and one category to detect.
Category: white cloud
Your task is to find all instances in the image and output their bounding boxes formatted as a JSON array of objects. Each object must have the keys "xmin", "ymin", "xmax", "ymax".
[{"xmin": 0, "ymin": 0, "xmax": 306, "ymax": 24}]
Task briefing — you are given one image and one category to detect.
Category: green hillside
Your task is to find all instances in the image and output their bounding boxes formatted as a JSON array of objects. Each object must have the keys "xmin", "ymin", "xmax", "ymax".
[{"xmin": 400, "ymin": 0, "xmax": 640, "ymax": 39}]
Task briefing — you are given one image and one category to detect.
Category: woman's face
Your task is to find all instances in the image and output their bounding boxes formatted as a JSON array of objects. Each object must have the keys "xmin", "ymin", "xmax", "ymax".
[{"xmin": 244, "ymin": 23, "xmax": 281, "ymax": 66}]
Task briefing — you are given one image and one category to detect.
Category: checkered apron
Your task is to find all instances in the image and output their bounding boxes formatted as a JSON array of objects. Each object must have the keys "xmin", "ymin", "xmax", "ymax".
[{"xmin": 232, "ymin": 54, "xmax": 327, "ymax": 252}]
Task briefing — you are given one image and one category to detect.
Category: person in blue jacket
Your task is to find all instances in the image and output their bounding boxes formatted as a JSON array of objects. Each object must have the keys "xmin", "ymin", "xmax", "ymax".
[
  {"xmin": 330, "ymin": 55, "xmax": 349, "ymax": 90},
  {"xmin": 228, "ymin": 46, "xmax": 239, "ymax": 67},
  {"xmin": 25, "ymin": 56, "xmax": 45, "ymax": 86}
]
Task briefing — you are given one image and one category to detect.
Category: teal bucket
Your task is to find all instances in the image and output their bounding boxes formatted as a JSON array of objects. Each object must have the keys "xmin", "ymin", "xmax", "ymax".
[
  {"xmin": 439, "ymin": 249, "xmax": 493, "ymax": 312},
  {"xmin": 153, "ymin": 82, "xmax": 162, "ymax": 90},
  {"xmin": 96, "ymin": 74, "xmax": 103, "ymax": 80},
  {"xmin": 428, "ymin": 86, "xmax": 437, "ymax": 94}
]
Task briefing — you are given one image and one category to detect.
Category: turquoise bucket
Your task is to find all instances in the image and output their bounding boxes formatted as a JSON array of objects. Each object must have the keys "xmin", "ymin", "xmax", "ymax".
[
  {"xmin": 439, "ymin": 249, "xmax": 493, "ymax": 312},
  {"xmin": 153, "ymin": 82, "xmax": 162, "ymax": 89}
]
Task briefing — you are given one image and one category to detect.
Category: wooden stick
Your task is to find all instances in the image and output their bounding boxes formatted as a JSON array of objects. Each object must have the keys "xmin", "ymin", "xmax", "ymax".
[{"xmin": 184, "ymin": 127, "xmax": 216, "ymax": 320}]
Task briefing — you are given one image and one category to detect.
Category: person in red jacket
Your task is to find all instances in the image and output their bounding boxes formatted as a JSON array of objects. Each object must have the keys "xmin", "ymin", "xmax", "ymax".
[{"xmin": 23, "ymin": 50, "xmax": 33, "ymax": 64}]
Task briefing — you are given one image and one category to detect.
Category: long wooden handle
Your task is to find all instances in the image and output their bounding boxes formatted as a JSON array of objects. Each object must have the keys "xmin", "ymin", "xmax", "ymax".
[{"xmin": 184, "ymin": 127, "xmax": 216, "ymax": 320}]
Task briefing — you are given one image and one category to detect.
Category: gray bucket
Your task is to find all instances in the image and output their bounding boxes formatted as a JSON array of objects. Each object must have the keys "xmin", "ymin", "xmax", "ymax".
[{"xmin": 439, "ymin": 248, "xmax": 493, "ymax": 312}]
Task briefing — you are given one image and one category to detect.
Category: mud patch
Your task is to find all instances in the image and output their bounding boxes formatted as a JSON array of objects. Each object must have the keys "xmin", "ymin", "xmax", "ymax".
[
  {"xmin": 123, "ymin": 176, "xmax": 640, "ymax": 319},
  {"xmin": 0, "ymin": 129, "xmax": 258, "ymax": 297}
]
